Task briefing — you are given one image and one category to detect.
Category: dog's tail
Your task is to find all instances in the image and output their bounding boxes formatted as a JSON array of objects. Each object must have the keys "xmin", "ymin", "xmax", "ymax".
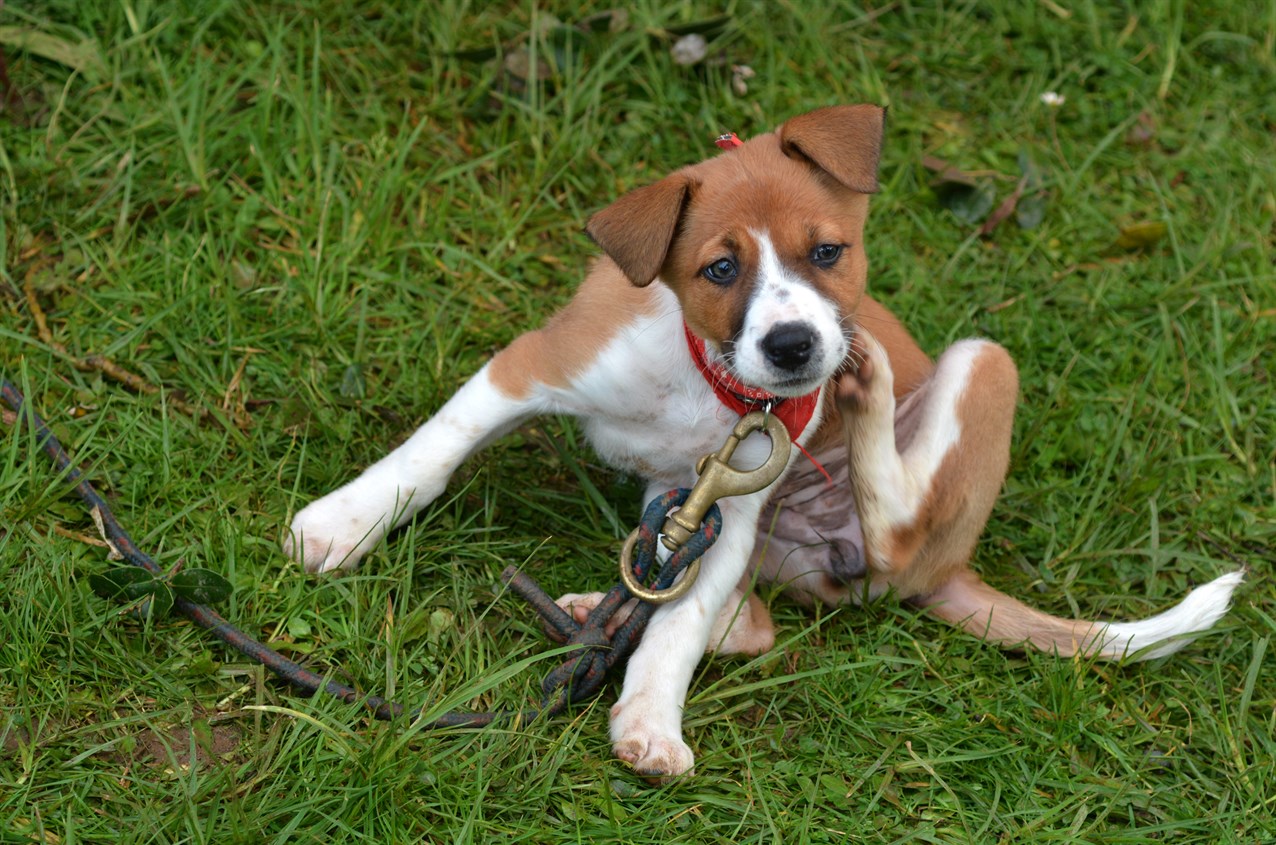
[{"xmin": 915, "ymin": 569, "xmax": 1244, "ymax": 661}]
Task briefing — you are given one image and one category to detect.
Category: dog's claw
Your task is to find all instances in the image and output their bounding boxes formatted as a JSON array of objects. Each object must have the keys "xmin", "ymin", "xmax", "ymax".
[
  {"xmin": 613, "ymin": 734, "xmax": 696, "ymax": 783},
  {"xmin": 836, "ymin": 331, "xmax": 892, "ymax": 417}
]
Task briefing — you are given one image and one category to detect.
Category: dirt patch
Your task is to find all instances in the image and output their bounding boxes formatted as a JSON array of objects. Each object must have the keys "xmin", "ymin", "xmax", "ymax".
[
  {"xmin": 135, "ymin": 720, "xmax": 243, "ymax": 770},
  {"xmin": 103, "ymin": 705, "xmax": 246, "ymax": 771},
  {"xmin": 2, "ymin": 723, "xmax": 32, "ymax": 758}
]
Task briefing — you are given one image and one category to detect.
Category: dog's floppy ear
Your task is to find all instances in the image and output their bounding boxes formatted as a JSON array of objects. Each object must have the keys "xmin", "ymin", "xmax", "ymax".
[
  {"xmin": 778, "ymin": 104, "xmax": 886, "ymax": 194},
  {"xmin": 586, "ymin": 173, "xmax": 693, "ymax": 287}
]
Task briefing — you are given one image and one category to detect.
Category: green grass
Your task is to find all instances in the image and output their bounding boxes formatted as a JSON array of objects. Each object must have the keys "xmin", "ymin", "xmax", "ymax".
[{"xmin": 2, "ymin": 1, "xmax": 1273, "ymax": 842}]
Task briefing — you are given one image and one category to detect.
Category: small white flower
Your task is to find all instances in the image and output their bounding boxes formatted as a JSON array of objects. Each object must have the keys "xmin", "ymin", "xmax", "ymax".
[
  {"xmin": 671, "ymin": 34, "xmax": 708, "ymax": 66},
  {"xmin": 1040, "ymin": 91, "xmax": 1066, "ymax": 108}
]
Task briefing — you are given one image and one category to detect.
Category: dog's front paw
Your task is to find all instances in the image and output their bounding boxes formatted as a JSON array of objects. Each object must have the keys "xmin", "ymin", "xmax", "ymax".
[
  {"xmin": 836, "ymin": 331, "xmax": 893, "ymax": 417},
  {"xmin": 284, "ymin": 495, "xmax": 387, "ymax": 574},
  {"xmin": 610, "ymin": 701, "xmax": 695, "ymax": 782}
]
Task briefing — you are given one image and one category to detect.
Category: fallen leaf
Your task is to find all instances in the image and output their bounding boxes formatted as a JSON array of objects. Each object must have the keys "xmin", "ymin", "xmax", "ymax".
[
  {"xmin": 0, "ymin": 26, "xmax": 105, "ymax": 79},
  {"xmin": 1115, "ymin": 221, "xmax": 1168, "ymax": 251},
  {"xmin": 979, "ymin": 177, "xmax": 1027, "ymax": 237},
  {"xmin": 90, "ymin": 506, "xmax": 123, "ymax": 560},
  {"xmin": 503, "ymin": 45, "xmax": 551, "ymax": 81}
]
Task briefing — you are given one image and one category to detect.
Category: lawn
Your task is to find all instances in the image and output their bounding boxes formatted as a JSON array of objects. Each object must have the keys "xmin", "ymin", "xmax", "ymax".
[{"xmin": 2, "ymin": 1, "xmax": 1273, "ymax": 842}]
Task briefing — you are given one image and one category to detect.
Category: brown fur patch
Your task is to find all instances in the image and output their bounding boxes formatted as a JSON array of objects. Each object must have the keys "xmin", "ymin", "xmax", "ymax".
[
  {"xmin": 487, "ymin": 259, "xmax": 660, "ymax": 398},
  {"xmin": 777, "ymin": 104, "xmax": 886, "ymax": 194},
  {"xmin": 494, "ymin": 117, "xmax": 893, "ymax": 399}
]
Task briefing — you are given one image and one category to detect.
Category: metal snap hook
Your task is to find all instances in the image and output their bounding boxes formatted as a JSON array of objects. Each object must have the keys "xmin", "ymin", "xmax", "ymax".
[{"xmin": 619, "ymin": 411, "xmax": 791, "ymax": 604}]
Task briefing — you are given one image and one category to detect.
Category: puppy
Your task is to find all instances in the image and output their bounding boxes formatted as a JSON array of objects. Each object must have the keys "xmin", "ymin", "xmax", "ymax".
[{"xmin": 285, "ymin": 105, "xmax": 1242, "ymax": 779}]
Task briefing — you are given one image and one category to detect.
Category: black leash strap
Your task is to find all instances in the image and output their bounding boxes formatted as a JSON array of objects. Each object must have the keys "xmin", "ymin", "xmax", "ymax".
[{"xmin": 1, "ymin": 379, "xmax": 720, "ymax": 728}]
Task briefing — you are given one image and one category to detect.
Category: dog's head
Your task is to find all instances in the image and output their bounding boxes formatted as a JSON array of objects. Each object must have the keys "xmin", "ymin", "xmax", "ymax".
[{"xmin": 587, "ymin": 104, "xmax": 885, "ymax": 397}]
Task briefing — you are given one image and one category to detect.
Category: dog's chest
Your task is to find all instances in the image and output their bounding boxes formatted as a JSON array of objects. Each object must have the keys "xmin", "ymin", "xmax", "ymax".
[{"xmin": 549, "ymin": 309, "xmax": 749, "ymax": 486}]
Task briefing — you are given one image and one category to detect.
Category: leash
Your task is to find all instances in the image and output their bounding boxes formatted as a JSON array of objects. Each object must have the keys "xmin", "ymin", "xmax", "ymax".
[{"xmin": 0, "ymin": 379, "xmax": 780, "ymax": 726}]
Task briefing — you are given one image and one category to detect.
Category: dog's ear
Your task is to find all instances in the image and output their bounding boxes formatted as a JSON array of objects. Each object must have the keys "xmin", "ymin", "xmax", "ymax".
[
  {"xmin": 778, "ymin": 104, "xmax": 886, "ymax": 194},
  {"xmin": 586, "ymin": 173, "xmax": 693, "ymax": 287}
]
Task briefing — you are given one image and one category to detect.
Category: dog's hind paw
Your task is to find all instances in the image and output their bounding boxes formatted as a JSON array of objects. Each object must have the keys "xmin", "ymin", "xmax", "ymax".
[
  {"xmin": 551, "ymin": 592, "xmax": 637, "ymax": 640},
  {"xmin": 835, "ymin": 330, "xmax": 893, "ymax": 417}
]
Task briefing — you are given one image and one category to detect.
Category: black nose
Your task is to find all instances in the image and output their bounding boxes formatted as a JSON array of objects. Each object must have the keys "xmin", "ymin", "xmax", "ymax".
[{"xmin": 761, "ymin": 322, "xmax": 815, "ymax": 371}]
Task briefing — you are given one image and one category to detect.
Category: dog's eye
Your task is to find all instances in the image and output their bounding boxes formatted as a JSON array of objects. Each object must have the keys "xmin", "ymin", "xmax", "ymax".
[
  {"xmin": 811, "ymin": 243, "xmax": 844, "ymax": 268},
  {"xmin": 701, "ymin": 257, "xmax": 738, "ymax": 285}
]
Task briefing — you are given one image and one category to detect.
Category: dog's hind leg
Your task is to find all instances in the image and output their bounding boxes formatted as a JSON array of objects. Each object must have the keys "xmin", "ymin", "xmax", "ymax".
[
  {"xmin": 836, "ymin": 331, "xmax": 1018, "ymax": 598},
  {"xmin": 837, "ymin": 330, "xmax": 1242, "ymax": 657}
]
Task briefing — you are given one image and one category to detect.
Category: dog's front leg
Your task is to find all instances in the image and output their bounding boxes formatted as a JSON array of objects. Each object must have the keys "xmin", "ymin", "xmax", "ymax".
[
  {"xmin": 609, "ymin": 493, "xmax": 765, "ymax": 780},
  {"xmin": 285, "ymin": 359, "xmax": 542, "ymax": 573}
]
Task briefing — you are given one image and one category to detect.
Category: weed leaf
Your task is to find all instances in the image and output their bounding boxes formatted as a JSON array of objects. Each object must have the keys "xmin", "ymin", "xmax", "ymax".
[
  {"xmin": 339, "ymin": 364, "xmax": 366, "ymax": 399},
  {"xmin": 937, "ymin": 181, "xmax": 996, "ymax": 225},
  {"xmin": 141, "ymin": 584, "xmax": 175, "ymax": 620},
  {"xmin": 89, "ymin": 567, "xmax": 157, "ymax": 601},
  {"xmin": 170, "ymin": 569, "xmax": 234, "ymax": 604},
  {"xmin": 1016, "ymin": 193, "xmax": 1048, "ymax": 229}
]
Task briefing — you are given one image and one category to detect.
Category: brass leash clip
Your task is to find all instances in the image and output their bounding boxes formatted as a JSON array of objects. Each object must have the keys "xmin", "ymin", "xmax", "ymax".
[{"xmin": 619, "ymin": 410, "xmax": 791, "ymax": 604}]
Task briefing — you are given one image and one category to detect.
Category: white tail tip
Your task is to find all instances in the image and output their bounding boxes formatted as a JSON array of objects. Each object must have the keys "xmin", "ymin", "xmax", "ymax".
[{"xmin": 1098, "ymin": 570, "xmax": 1245, "ymax": 661}]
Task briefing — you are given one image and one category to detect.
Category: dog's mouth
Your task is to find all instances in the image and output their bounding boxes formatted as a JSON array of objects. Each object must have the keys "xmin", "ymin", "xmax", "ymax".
[
  {"xmin": 720, "ymin": 333, "xmax": 845, "ymax": 399},
  {"xmin": 754, "ymin": 371, "xmax": 826, "ymax": 397},
  {"xmin": 719, "ymin": 345, "xmax": 831, "ymax": 399}
]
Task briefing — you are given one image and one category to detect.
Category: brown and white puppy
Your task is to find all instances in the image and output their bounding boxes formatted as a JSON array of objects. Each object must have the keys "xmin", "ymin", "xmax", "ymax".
[{"xmin": 285, "ymin": 105, "xmax": 1242, "ymax": 780}]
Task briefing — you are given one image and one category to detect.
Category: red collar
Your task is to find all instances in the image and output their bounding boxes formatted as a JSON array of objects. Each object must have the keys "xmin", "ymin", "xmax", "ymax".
[{"xmin": 683, "ymin": 323, "xmax": 821, "ymax": 440}]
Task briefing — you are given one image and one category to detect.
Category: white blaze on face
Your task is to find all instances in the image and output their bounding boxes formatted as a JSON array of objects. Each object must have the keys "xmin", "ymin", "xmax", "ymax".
[{"xmin": 731, "ymin": 230, "xmax": 848, "ymax": 396}]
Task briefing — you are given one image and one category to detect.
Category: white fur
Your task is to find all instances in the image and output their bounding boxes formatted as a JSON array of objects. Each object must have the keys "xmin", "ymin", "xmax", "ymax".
[
  {"xmin": 560, "ymin": 286, "xmax": 748, "ymax": 486},
  {"xmin": 286, "ymin": 365, "xmax": 543, "ymax": 572},
  {"xmin": 1095, "ymin": 571, "xmax": 1244, "ymax": 660}
]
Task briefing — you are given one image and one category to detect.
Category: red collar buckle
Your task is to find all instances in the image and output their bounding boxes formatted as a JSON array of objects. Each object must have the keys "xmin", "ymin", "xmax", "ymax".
[{"xmin": 715, "ymin": 132, "xmax": 744, "ymax": 150}]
